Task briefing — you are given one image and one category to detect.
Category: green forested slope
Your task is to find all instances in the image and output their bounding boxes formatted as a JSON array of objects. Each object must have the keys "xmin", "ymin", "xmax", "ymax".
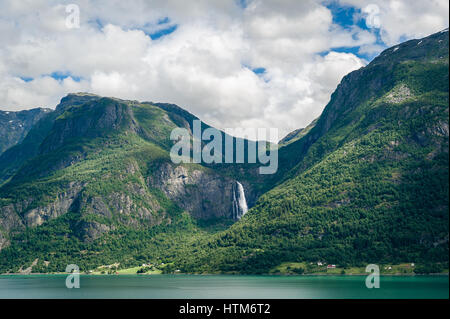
[
  {"xmin": 0, "ymin": 94, "xmax": 257, "ymax": 273},
  {"xmin": 0, "ymin": 30, "xmax": 448, "ymax": 274},
  {"xmin": 174, "ymin": 30, "xmax": 449, "ymax": 273}
]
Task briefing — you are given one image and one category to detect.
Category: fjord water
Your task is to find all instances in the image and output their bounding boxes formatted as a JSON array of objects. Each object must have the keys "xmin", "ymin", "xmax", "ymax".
[{"xmin": 0, "ymin": 275, "xmax": 448, "ymax": 299}]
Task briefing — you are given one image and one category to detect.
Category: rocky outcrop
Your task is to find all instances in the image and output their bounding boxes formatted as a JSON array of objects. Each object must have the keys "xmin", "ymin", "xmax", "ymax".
[
  {"xmin": 0, "ymin": 182, "xmax": 83, "ymax": 251},
  {"xmin": 56, "ymin": 92, "xmax": 101, "ymax": 113},
  {"xmin": 39, "ymin": 98, "xmax": 139, "ymax": 154},
  {"xmin": 0, "ymin": 232, "xmax": 8, "ymax": 251},
  {"xmin": 75, "ymin": 221, "xmax": 112, "ymax": 242},
  {"xmin": 0, "ymin": 201, "xmax": 28, "ymax": 250},
  {"xmin": 107, "ymin": 186, "xmax": 163, "ymax": 228},
  {"xmin": 149, "ymin": 162, "xmax": 253, "ymax": 220},
  {"xmin": 0, "ymin": 173, "xmax": 173, "ymax": 247},
  {"xmin": 23, "ymin": 182, "xmax": 83, "ymax": 227},
  {"xmin": 386, "ymin": 84, "xmax": 413, "ymax": 104},
  {"xmin": 0, "ymin": 108, "xmax": 52, "ymax": 155},
  {"xmin": 67, "ymin": 181, "xmax": 166, "ymax": 242}
]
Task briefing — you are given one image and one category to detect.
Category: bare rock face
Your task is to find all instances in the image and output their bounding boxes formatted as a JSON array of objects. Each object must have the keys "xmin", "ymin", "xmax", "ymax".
[
  {"xmin": 75, "ymin": 221, "xmax": 111, "ymax": 242},
  {"xmin": 0, "ymin": 182, "xmax": 83, "ymax": 251},
  {"xmin": 84, "ymin": 196, "xmax": 113, "ymax": 218},
  {"xmin": 0, "ymin": 201, "xmax": 30, "ymax": 250},
  {"xmin": 0, "ymin": 176, "xmax": 170, "ymax": 247},
  {"xmin": 0, "ymin": 203, "xmax": 25, "ymax": 231},
  {"xmin": 23, "ymin": 183, "xmax": 83, "ymax": 227},
  {"xmin": 106, "ymin": 187, "xmax": 163, "ymax": 228},
  {"xmin": 69, "ymin": 180, "xmax": 166, "ymax": 242},
  {"xmin": 0, "ymin": 232, "xmax": 8, "ymax": 251},
  {"xmin": 0, "ymin": 108, "xmax": 51, "ymax": 155},
  {"xmin": 386, "ymin": 84, "xmax": 413, "ymax": 104},
  {"xmin": 149, "ymin": 162, "xmax": 253, "ymax": 220}
]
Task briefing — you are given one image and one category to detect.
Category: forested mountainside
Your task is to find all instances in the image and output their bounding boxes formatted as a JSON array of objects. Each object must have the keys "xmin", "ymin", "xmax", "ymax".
[
  {"xmin": 0, "ymin": 30, "xmax": 448, "ymax": 274},
  {"xmin": 177, "ymin": 29, "xmax": 449, "ymax": 273}
]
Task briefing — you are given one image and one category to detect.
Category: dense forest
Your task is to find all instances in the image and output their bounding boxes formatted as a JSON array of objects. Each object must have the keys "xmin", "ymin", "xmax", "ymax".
[{"xmin": 0, "ymin": 30, "xmax": 448, "ymax": 275}]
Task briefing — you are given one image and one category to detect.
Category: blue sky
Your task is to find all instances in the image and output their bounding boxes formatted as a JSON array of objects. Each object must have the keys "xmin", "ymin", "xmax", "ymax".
[{"xmin": 324, "ymin": 1, "xmax": 386, "ymax": 61}]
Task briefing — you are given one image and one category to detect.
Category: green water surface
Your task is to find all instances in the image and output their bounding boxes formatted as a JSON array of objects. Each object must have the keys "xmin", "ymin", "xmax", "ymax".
[{"xmin": 0, "ymin": 275, "xmax": 448, "ymax": 299}]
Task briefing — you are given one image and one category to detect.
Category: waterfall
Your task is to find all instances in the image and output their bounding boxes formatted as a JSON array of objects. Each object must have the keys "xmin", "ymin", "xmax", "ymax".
[{"xmin": 231, "ymin": 181, "xmax": 248, "ymax": 220}]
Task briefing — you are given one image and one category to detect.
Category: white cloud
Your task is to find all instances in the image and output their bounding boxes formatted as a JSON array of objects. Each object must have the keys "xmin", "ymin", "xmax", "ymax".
[
  {"xmin": 342, "ymin": 0, "xmax": 449, "ymax": 46},
  {"xmin": 0, "ymin": 0, "xmax": 447, "ymax": 142},
  {"xmin": 0, "ymin": 76, "xmax": 89, "ymax": 110}
]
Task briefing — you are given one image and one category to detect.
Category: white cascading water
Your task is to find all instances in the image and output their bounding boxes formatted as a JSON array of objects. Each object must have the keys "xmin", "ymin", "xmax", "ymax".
[{"xmin": 231, "ymin": 181, "xmax": 248, "ymax": 220}]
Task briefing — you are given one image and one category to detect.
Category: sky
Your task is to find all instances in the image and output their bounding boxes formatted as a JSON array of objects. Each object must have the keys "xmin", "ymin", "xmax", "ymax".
[{"xmin": 0, "ymin": 0, "xmax": 448, "ymax": 141}]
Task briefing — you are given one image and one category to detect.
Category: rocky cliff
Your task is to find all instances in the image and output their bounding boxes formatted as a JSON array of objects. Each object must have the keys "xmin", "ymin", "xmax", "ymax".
[
  {"xmin": 0, "ymin": 94, "xmax": 258, "ymax": 255},
  {"xmin": 0, "ymin": 30, "xmax": 447, "ymax": 274},
  {"xmin": 149, "ymin": 162, "xmax": 253, "ymax": 220},
  {"xmin": 0, "ymin": 108, "xmax": 52, "ymax": 155}
]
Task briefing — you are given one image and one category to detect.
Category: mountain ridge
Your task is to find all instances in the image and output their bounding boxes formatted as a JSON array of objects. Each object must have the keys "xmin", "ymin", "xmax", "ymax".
[
  {"xmin": 176, "ymin": 29, "xmax": 449, "ymax": 273},
  {"xmin": 0, "ymin": 29, "xmax": 448, "ymax": 274},
  {"xmin": 0, "ymin": 107, "xmax": 52, "ymax": 155}
]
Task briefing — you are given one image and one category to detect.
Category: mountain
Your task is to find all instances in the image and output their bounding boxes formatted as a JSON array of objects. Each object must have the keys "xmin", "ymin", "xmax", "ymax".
[
  {"xmin": 278, "ymin": 118, "xmax": 318, "ymax": 147},
  {"xmin": 0, "ymin": 30, "xmax": 448, "ymax": 274},
  {"xmin": 0, "ymin": 108, "xmax": 51, "ymax": 155},
  {"xmin": 0, "ymin": 92, "xmax": 265, "ymax": 272},
  {"xmin": 176, "ymin": 29, "xmax": 449, "ymax": 273}
]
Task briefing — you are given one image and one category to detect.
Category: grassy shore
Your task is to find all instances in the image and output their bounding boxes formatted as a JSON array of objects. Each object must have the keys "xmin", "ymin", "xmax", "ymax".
[
  {"xmin": 269, "ymin": 262, "xmax": 449, "ymax": 275},
  {"xmin": 2, "ymin": 262, "xmax": 448, "ymax": 276}
]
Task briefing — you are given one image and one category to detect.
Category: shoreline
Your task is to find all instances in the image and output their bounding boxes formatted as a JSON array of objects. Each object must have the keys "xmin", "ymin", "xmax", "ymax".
[{"xmin": 1, "ymin": 272, "xmax": 448, "ymax": 277}]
